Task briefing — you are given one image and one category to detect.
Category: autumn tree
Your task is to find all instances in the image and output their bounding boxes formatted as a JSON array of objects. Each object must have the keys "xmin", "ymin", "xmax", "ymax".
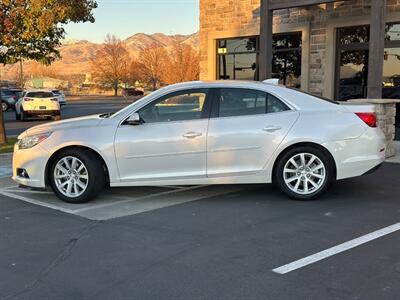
[
  {"xmin": 127, "ymin": 59, "xmax": 141, "ymax": 87},
  {"xmin": 164, "ymin": 41, "xmax": 199, "ymax": 84},
  {"xmin": 0, "ymin": 0, "xmax": 97, "ymax": 144},
  {"xmin": 90, "ymin": 35, "xmax": 129, "ymax": 95},
  {"xmin": 138, "ymin": 44, "xmax": 168, "ymax": 90}
]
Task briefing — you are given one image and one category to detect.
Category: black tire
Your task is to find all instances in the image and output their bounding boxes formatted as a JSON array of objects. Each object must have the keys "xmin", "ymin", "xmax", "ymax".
[
  {"xmin": 52, "ymin": 114, "xmax": 61, "ymax": 121},
  {"xmin": 20, "ymin": 108, "xmax": 27, "ymax": 121},
  {"xmin": 49, "ymin": 148, "xmax": 105, "ymax": 203},
  {"xmin": 2, "ymin": 101, "xmax": 9, "ymax": 112},
  {"xmin": 274, "ymin": 146, "xmax": 334, "ymax": 201},
  {"xmin": 15, "ymin": 110, "xmax": 21, "ymax": 120}
]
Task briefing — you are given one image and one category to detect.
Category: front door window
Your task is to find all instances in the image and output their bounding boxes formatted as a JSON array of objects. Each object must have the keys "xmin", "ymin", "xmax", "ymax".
[{"xmin": 139, "ymin": 89, "xmax": 208, "ymax": 123}]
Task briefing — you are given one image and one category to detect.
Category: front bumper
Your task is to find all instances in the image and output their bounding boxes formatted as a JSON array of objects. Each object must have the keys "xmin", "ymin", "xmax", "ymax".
[{"xmin": 12, "ymin": 144, "xmax": 50, "ymax": 188}]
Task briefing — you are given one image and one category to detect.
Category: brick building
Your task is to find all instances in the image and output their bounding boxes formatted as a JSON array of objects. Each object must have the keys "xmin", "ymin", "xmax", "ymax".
[{"xmin": 199, "ymin": 0, "xmax": 400, "ymax": 102}]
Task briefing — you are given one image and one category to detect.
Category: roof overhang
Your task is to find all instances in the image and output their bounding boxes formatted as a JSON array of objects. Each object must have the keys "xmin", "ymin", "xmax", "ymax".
[{"xmin": 268, "ymin": 0, "xmax": 340, "ymax": 10}]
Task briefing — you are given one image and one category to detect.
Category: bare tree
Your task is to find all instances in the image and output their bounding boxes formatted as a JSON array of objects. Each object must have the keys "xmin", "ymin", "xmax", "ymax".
[
  {"xmin": 164, "ymin": 41, "xmax": 199, "ymax": 84},
  {"xmin": 90, "ymin": 34, "xmax": 129, "ymax": 95},
  {"xmin": 127, "ymin": 59, "xmax": 141, "ymax": 86},
  {"xmin": 138, "ymin": 44, "xmax": 168, "ymax": 90}
]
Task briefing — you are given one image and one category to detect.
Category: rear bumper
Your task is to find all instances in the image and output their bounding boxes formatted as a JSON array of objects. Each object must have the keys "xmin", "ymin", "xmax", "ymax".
[
  {"xmin": 323, "ymin": 127, "xmax": 386, "ymax": 180},
  {"xmin": 363, "ymin": 163, "xmax": 383, "ymax": 175},
  {"xmin": 25, "ymin": 110, "xmax": 60, "ymax": 116}
]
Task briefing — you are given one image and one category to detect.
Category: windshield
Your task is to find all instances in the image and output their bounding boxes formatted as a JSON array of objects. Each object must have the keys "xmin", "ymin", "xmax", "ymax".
[{"xmin": 26, "ymin": 92, "xmax": 54, "ymax": 98}]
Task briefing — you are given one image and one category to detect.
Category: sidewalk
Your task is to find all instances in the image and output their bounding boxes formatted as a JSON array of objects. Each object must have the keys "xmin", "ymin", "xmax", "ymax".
[
  {"xmin": 386, "ymin": 141, "xmax": 400, "ymax": 163},
  {"xmin": 0, "ymin": 153, "xmax": 12, "ymax": 178}
]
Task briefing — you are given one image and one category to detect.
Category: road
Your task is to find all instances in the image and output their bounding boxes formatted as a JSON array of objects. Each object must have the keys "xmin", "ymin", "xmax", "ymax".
[
  {"xmin": 0, "ymin": 163, "xmax": 400, "ymax": 299},
  {"xmin": 3, "ymin": 99, "xmax": 130, "ymax": 136}
]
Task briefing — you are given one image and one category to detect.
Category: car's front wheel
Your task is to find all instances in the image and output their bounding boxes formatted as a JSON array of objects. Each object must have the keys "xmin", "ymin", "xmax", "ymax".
[
  {"xmin": 274, "ymin": 146, "xmax": 334, "ymax": 201},
  {"xmin": 49, "ymin": 149, "xmax": 105, "ymax": 203},
  {"xmin": 2, "ymin": 101, "xmax": 9, "ymax": 112}
]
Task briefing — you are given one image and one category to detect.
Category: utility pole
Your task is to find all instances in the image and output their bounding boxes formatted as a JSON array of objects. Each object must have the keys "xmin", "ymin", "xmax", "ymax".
[
  {"xmin": 19, "ymin": 58, "xmax": 24, "ymax": 88},
  {"xmin": 0, "ymin": 46, "xmax": 8, "ymax": 144}
]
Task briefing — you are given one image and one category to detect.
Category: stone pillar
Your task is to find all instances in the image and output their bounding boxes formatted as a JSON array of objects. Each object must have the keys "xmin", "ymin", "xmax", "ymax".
[
  {"xmin": 259, "ymin": 0, "xmax": 273, "ymax": 80},
  {"xmin": 348, "ymin": 99, "xmax": 400, "ymax": 158}
]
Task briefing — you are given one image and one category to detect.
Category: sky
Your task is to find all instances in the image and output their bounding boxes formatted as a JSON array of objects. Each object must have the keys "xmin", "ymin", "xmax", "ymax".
[{"xmin": 63, "ymin": 0, "xmax": 199, "ymax": 43}]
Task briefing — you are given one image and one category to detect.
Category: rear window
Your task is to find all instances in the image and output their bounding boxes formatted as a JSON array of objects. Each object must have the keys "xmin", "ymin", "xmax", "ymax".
[
  {"xmin": 289, "ymin": 88, "xmax": 339, "ymax": 104},
  {"xmin": 1, "ymin": 89, "xmax": 13, "ymax": 96},
  {"xmin": 26, "ymin": 92, "xmax": 54, "ymax": 98}
]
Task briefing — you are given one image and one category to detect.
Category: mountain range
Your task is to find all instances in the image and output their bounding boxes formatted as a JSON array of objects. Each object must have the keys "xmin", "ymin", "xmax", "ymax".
[{"xmin": 2, "ymin": 32, "xmax": 199, "ymax": 79}]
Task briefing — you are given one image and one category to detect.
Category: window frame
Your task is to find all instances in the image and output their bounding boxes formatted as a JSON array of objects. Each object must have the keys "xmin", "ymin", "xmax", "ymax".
[
  {"xmin": 216, "ymin": 32, "xmax": 303, "ymax": 86},
  {"xmin": 210, "ymin": 88, "xmax": 291, "ymax": 119},
  {"xmin": 335, "ymin": 22, "xmax": 400, "ymax": 100},
  {"xmin": 128, "ymin": 88, "xmax": 213, "ymax": 125},
  {"xmin": 216, "ymin": 36, "xmax": 260, "ymax": 81}
]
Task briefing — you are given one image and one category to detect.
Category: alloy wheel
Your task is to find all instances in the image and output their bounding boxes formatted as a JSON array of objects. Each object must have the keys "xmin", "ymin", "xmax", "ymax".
[
  {"xmin": 1, "ymin": 102, "xmax": 7, "ymax": 112},
  {"xmin": 53, "ymin": 156, "xmax": 89, "ymax": 198},
  {"xmin": 283, "ymin": 153, "xmax": 326, "ymax": 195}
]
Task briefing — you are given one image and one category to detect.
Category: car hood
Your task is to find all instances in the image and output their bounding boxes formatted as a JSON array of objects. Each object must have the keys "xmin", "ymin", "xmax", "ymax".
[{"xmin": 19, "ymin": 114, "xmax": 103, "ymax": 138}]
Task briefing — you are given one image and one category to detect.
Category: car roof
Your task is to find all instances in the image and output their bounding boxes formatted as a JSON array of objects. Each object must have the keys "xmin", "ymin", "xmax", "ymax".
[{"xmin": 161, "ymin": 80, "xmax": 337, "ymax": 111}]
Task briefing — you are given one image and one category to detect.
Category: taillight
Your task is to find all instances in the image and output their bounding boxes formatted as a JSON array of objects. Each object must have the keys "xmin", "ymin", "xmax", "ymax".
[
  {"xmin": 24, "ymin": 98, "xmax": 34, "ymax": 101},
  {"xmin": 51, "ymin": 98, "xmax": 58, "ymax": 101},
  {"xmin": 355, "ymin": 112, "xmax": 377, "ymax": 128}
]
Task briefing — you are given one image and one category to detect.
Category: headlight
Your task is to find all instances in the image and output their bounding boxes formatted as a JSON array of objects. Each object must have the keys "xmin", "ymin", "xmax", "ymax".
[{"xmin": 17, "ymin": 132, "xmax": 52, "ymax": 150}]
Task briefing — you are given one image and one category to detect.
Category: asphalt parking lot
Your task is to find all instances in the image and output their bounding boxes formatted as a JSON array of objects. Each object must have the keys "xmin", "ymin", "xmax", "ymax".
[
  {"xmin": 1, "ymin": 162, "xmax": 400, "ymax": 299},
  {"xmin": 2, "ymin": 98, "xmax": 400, "ymax": 299}
]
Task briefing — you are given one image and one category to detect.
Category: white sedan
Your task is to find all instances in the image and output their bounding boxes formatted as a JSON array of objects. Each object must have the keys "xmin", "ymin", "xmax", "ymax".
[
  {"xmin": 15, "ymin": 90, "xmax": 61, "ymax": 121},
  {"xmin": 12, "ymin": 80, "xmax": 386, "ymax": 203},
  {"xmin": 51, "ymin": 89, "xmax": 67, "ymax": 106}
]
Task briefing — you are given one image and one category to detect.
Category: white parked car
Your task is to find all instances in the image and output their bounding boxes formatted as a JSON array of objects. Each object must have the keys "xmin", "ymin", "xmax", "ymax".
[
  {"xmin": 51, "ymin": 89, "xmax": 67, "ymax": 106},
  {"xmin": 12, "ymin": 80, "xmax": 386, "ymax": 203},
  {"xmin": 15, "ymin": 90, "xmax": 61, "ymax": 121}
]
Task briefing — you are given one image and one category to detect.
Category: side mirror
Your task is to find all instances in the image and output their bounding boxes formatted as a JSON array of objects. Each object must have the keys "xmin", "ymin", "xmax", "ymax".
[{"xmin": 125, "ymin": 113, "xmax": 142, "ymax": 126}]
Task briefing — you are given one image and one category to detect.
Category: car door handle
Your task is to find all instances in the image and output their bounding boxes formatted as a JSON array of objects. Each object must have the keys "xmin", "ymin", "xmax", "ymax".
[
  {"xmin": 263, "ymin": 125, "xmax": 282, "ymax": 132},
  {"xmin": 183, "ymin": 132, "xmax": 202, "ymax": 139}
]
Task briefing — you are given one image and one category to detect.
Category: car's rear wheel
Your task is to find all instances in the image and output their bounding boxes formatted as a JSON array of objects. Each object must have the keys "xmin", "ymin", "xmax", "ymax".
[
  {"xmin": 274, "ymin": 146, "xmax": 334, "ymax": 201},
  {"xmin": 20, "ymin": 108, "xmax": 27, "ymax": 121},
  {"xmin": 49, "ymin": 149, "xmax": 105, "ymax": 203},
  {"xmin": 15, "ymin": 110, "xmax": 20, "ymax": 120},
  {"xmin": 52, "ymin": 114, "xmax": 61, "ymax": 121},
  {"xmin": 2, "ymin": 101, "xmax": 9, "ymax": 112}
]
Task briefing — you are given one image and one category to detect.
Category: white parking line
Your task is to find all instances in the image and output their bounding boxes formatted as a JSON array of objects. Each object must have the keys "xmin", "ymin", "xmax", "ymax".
[
  {"xmin": 72, "ymin": 185, "xmax": 207, "ymax": 213},
  {"xmin": 3, "ymin": 189, "xmax": 53, "ymax": 194},
  {"xmin": 272, "ymin": 222, "xmax": 400, "ymax": 275},
  {"xmin": 0, "ymin": 189, "xmax": 76, "ymax": 214}
]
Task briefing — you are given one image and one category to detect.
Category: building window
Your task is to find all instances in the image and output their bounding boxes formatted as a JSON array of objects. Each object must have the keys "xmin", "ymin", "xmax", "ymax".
[
  {"xmin": 217, "ymin": 32, "xmax": 302, "ymax": 87},
  {"xmin": 336, "ymin": 23, "xmax": 400, "ymax": 101},
  {"xmin": 217, "ymin": 37, "xmax": 259, "ymax": 81},
  {"xmin": 272, "ymin": 32, "xmax": 302, "ymax": 88}
]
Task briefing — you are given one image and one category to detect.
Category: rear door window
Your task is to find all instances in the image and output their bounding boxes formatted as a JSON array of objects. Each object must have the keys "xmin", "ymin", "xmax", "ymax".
[{"xmin": 216, "ymin": 88, "xmax": 290, "ymax": 117}]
